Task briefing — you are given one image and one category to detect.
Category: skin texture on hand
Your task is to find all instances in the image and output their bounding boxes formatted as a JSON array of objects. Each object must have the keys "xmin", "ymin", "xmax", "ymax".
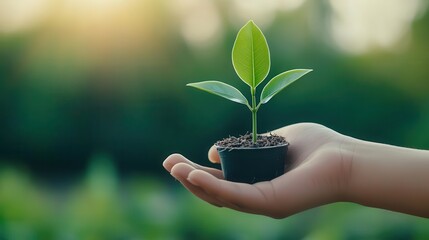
[{"xmin": 163, "ymin": 123, "xmax": 429, "ymax": 218}]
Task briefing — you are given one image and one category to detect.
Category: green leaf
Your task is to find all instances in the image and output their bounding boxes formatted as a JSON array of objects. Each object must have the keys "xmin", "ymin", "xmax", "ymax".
[
  {"xmin": 260, "ymin": 69, "xmax": 312, "ymax": 104},
  {"xmin": 232, "ymin": 20, "xmax": 270, "ymax": 88},
  {"xmin": 186, "ymin": 81, "xmax": 249, "ymax": 105}
]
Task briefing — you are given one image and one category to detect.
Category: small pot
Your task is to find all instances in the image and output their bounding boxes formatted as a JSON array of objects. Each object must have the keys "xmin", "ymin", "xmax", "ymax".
[{"xmin": 216, "ymin": 143, "xmax": 289, "ymax": 184}]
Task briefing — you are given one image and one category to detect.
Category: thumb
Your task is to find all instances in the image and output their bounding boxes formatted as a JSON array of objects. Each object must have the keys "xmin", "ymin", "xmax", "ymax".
[{"xmin": 208, "ymin": 145, "xmax": 220, "ymax": 164}]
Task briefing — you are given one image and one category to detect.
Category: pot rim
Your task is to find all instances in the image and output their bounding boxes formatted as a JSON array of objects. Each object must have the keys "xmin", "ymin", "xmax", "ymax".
[{"xmin": 216, "ymin": 142, "xmax": 289, "ymax": 152}]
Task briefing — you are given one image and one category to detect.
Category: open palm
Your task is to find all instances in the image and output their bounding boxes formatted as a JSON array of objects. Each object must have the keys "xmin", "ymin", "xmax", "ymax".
[{"xmin": 163, "ymin": 123, "xmax": 354, "ymax": 218}]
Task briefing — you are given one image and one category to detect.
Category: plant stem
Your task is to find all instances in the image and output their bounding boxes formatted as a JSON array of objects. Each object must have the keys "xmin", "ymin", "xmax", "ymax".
[
  {"xmin": 251, "ymin": 87, "xmax": 257, "ymax": 143},
  {"xmin": 252, "ymin": 108, "xmax": 257, "ymax": 143}
]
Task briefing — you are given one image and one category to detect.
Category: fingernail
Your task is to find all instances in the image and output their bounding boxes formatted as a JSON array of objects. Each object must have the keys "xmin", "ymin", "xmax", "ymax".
[
  {"xmin": 162, "ymin": 161, "xmax": 170, "ymax": 171},
  {"xmin": 187, "ymin": 176, "xmax": 200, "ymax": 186},
  {"xmin": 187, "ymin": 177, "xmax": 195, "ymax": 185}
]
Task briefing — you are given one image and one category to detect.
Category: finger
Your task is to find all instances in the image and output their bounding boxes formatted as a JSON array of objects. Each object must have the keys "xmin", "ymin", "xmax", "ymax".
[
  {"xmin": 187, "ymin": 170, "xmax": 269, "ymax": 214},
  {"xmin": 208, "ymin": 146, "xmax": 220, "ymax": 164},
  {"xmin": 170, "ymin": 163, "xmax": 224, "ymax": 207},
  {"xmin": 163, "ymin": 153, "xmax": 184, "ymax": 172},
  {"xmin": 164, "ymin": 153, "xmax": 224, "ymax": 179}
]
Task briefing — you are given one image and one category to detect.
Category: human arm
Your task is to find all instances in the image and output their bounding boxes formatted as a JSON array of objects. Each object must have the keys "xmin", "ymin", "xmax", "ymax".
[
  {"xmin": 345, "ymin": 139, "xmax": 429, "ymax": 217},
  {"xmin": 163, "ymin": 123, "xmax": 429, "ymax": 218}
]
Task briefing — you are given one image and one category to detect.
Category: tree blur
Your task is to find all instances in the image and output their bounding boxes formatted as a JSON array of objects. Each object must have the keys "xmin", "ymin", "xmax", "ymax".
[{"xmin": 1, "ymin": 0, "xmax": 428, "ymax": 239}]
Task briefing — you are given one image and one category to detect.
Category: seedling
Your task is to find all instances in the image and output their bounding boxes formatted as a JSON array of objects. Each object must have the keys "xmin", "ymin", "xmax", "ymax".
[{"xmin": 187, "ymin": 20, "xmax": 312, "ymax": 144}]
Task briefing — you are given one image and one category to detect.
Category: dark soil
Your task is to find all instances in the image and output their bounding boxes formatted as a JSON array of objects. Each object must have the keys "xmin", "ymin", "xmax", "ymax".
[{"xmin": 215, "ymin": 133, "xmax": 287, "ymax": 149}]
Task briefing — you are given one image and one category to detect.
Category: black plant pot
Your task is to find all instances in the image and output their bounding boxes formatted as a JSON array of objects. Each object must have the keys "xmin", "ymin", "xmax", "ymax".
[{"xmin": 217, "ymin": 143, "xmax": 289, "ymax": 184}]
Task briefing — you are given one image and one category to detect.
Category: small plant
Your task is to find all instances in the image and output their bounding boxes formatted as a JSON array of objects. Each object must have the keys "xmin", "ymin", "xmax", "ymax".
[{"xmin": 187, "ymin": 20, "xmax": 312, "ymax": 144}]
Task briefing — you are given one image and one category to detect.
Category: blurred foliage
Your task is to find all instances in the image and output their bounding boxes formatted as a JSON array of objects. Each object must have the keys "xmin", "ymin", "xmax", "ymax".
[{"xmin": 1, "ymin": 0, "xmax": 429, "ymax": 238}]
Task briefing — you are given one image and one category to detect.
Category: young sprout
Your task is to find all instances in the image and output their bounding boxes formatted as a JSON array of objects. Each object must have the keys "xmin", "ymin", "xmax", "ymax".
[{"xmin": 187, "ymin": 20, "xmax": 312, "ymax": 144}]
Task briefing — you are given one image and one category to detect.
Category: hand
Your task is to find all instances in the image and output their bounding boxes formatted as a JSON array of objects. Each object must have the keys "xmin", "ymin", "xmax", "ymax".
[{"xmin": 163, "ymin": 123, "xmax": 355, "ymax": 218}]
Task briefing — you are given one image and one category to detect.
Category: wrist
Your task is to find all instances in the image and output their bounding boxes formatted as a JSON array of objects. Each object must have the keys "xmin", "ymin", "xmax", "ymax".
[
  {"xmin": 311, "ymin": 134, "xmax": 358, "ymax": 203},
  {"xmin": 341, "ymin": 138, "xmax": 429, "ymax": 217},
  {"xmin": 333, "ymin": 135, "xmax": 359, "ymax": 203}
]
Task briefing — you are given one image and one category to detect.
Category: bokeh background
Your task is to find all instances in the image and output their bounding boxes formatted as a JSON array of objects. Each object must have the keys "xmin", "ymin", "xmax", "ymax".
[{"xmin": 1, "ymin": 0, "xmax": 429, "ymax": 239}]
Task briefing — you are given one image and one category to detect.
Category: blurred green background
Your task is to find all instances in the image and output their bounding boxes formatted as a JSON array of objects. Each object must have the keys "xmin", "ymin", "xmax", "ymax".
[{"xmin": 1, "ymin": 0, "xmax": 429, "ymax": 239}]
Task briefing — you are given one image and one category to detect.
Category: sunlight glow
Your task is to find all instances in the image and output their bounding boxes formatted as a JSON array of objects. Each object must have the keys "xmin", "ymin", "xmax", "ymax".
[
  {"xmin": 229, "ymin": 0, "xmax": 306, "ymax": 28},
  {"xmin": 51, "ymin": 0, "xmax": 155, "ymax": 60},
  {"xmin": 62, "ymin": 0, "xmax": 128, "ymax": 18},
  {"xmin": 0, "ymin": 0, "xmax": 49, "ymax": 33},
  {"xmin": 278, "ymin": 0, "xmax": 306, "ymax": 12},
  {"xmin": 172, "ymin": 0, "xmax": 223, "ymax": 48},
  {"xmin": 14, "ymin": 0, "xmax": 160, "ymax": 88},
  {"xmin": 329, "ymin": 0, "xmax": 426, "ymax": 54},
  {"xmin": 1, "ymin": 0, "xmax": 426, "ymax": 56},
  {"xmin": 229, "ymin": 0, "xmax": 278, "ymax": 28}
]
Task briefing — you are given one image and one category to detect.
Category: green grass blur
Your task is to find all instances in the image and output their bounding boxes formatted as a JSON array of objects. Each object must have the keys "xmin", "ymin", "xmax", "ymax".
[{"xmin": 1, "ymin": 0, "xmax": 429, "ymax": 239}]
